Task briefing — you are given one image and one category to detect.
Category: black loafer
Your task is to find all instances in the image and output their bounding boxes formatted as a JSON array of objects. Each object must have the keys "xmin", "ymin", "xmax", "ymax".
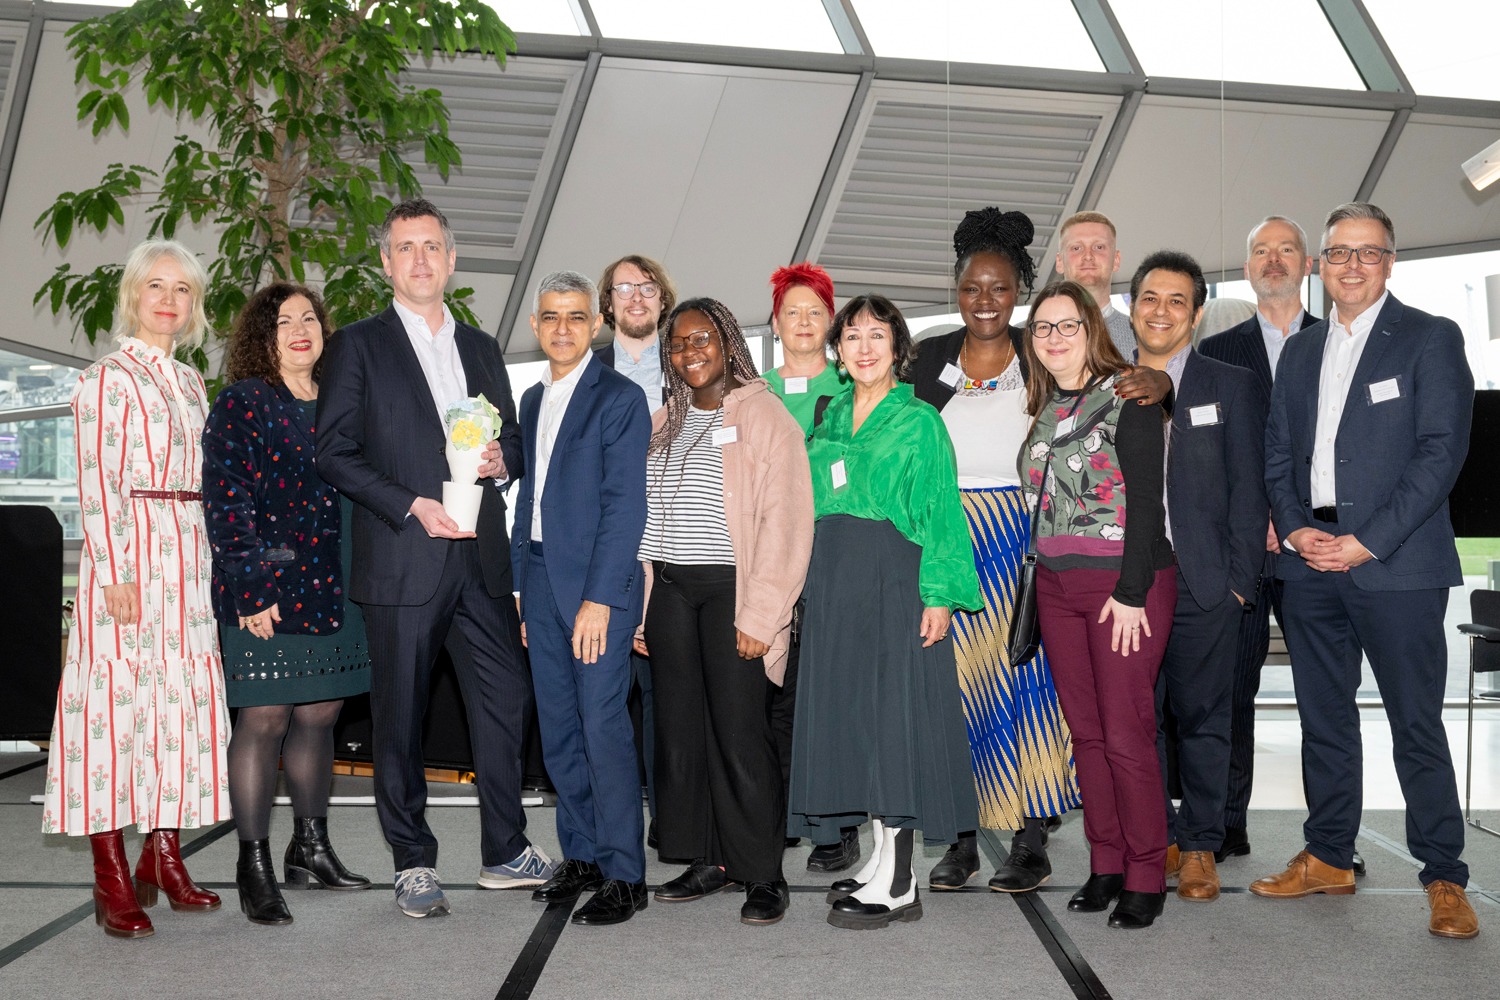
[
  {"xmin": 806, "ymin": 827, "xmax": 861, "ymax": 873},
  {"xmin": 1108, "ymin": 889, "xmax": 1166, "ymax": 929},
  {"xmin": 1067, "ymin": 873, "xmax": 1125, "ymax": 912},
  {"xmin": 531, "ymin": 859, "xmax": 604, "ymax": 903},
  {"xmin": 571, "ymin": 879, "xmax": 648, "ymax": 926},
  {"xmin": 740, "ymin": 880, "xmax": 790, "ymax": 925},
  {"xmin": 654, "ymin": 862, "xmax": 738, "ymax": 902},
  {"xmin": 1214, "ymin": 826, "xmax": 1250, "ymax": 863},
  {"xmin": 1352, "ymin": 851, "xmax": 1367, "ymax": 877},
  {"xmin": 988, "ymin": 843, "xmax": 1052, "ymax": 893},
  {"xmin": 928, "ymin": 840, "xmax": 979, "ymax": 890}
]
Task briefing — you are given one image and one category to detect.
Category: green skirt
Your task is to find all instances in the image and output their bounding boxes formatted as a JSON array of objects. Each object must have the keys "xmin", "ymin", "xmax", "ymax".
[{"xmin": 219, "ymin": 611, "xmax": 370, "ymax": 708}]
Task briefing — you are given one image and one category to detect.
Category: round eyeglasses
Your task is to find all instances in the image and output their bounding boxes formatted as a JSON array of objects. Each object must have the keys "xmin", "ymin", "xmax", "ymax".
[
  {"xmin": 611, "ymin": 281, "xmax": 661, "ymax": 300},
  {"xmin": 667, "ymin": 330, "xmax": 715, "ymax": 354}
]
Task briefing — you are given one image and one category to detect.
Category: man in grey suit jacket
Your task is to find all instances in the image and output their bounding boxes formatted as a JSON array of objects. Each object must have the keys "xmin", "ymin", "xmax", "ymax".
[{"xmin": 1249, "ymin": 203, "xmax": 1478, "ymax": 940}]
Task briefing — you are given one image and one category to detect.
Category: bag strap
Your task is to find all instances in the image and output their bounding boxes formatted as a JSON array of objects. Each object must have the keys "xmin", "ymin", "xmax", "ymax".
[{"xmin": 1024, "ymin": 378, "xmax": 1096, "ymax": 556}]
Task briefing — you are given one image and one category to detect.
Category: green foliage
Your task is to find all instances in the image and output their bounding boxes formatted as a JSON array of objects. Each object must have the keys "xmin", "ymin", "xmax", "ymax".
[{"xmin": 34, "ymin": 1, "xmax": 514, "ymax": 370}]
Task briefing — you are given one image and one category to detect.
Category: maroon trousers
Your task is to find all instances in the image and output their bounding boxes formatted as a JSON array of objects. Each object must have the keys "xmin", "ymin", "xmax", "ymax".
[{"xmin": 1037, "ymin": 565, "xmax": 1176, "ymax": 893}]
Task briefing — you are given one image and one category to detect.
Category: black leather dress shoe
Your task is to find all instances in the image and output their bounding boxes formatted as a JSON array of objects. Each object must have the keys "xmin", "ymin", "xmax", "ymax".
[
  {"xmin": 1108, "ymin": 889, "xmax": 1166, "ymax": 929},
  {"xmin": 1214, "ymin": 826, "xmax": 1250, "ymax": 863},
  {"xmin": 654, "ymin": 862, "xmax": 738, "ymax": 902},
  {"xmin": 531, "ymin": 859, "xmax": 604, "ymax": 903},
  {"xmin": 784, "ymin": 837, "xmax": 801, "ymax": 849},
  {"xmin": 988, "ymin": 842, "xmax": 1052, "ymax": 893},
  {"xmin": 928, "ymin": 838, "xmax": 979, "ymax": 890},
  {"xmin": 806, "ymin": 827, "xmax": 861, "ymax": 873},
  {"xmin": 1067, "ymin": 873, "xmax": 1125, "ymax": 913},
  {"xmin": 1352, "ymin": 851, "xmax": 1367, "ymax": 877},
  {"xmin": 571, "ymin": 879, "xmax": 648, "ymax": 925},
  {"xmin": 740, "ymin": 880, "xmax": 790, "ymax": 925}
]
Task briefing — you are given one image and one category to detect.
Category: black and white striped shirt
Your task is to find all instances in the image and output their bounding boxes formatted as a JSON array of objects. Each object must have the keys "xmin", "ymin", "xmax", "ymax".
[{"xmin": 638, "ymin": 407, "xmax": 735, "ymax": 565}]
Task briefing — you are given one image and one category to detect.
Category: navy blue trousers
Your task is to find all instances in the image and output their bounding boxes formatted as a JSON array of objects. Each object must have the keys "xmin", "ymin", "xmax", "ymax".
[
  {"xmin": 1224, "ymin": 555, "xmax": 1282, "ymax": 830},
  {"xmin": 524, "ymin": 549, "xmax": 644, "ymax": 883},
  {"xmin": 1281, "ymin": 574, "xmax": 1467, "ymax": 886}
]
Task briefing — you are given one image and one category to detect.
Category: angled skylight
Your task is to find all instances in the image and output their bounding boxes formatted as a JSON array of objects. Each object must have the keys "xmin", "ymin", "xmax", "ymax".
[
  {"xmin": 589, "ymin": 0, "xmax": 843, "ymax": 53},
  {"xmin": 851, "ymin": 0, "xmax": 1103, "ymax": 72},
  {"xmin": 1362, "ymin": 0, "xmax": 1500, "ymax": 100},
  {"xmin": 479, "ymin": 1, "xmax": 584, "ymax": 36}
]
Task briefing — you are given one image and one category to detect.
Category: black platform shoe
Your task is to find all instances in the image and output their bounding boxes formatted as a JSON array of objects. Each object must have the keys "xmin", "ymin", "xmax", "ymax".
[
  {"xmin": 237, "ymin": 839, "xmax": 293, "ymax": 925},
  {"xmin": 828, "ymin": 828, "xmax": 923, "ymax": 930},
  {"xmin": 284, "ymin": 816, "xmax": 371, "ymax": 890}
]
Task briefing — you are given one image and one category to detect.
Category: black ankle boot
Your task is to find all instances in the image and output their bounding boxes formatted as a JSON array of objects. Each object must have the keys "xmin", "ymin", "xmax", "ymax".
[
  {"xmin": 237, "ymin": 839, "xmax": 293, "ymax": 925},
  {"xmin": 284, "ymin": 816, "xmax": 371, "ymax": 890}
]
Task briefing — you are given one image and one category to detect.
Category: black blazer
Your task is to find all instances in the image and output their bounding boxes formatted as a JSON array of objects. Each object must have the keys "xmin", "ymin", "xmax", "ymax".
[
  {"xmin": 1197, "ymin": 309, "xmax": 1314, "ymax": 398},
  {"xmin": 907, "ymin": 326, "xmax": 1028, "ymax": 412},
  {"xmin": 594, "ymin": 340, "xmax": 669, "ymax": 403},
  {"xmin": 1166, "ymin": 351, "xmax": 1269, "ymax": 611},
  {"xmin": 316, "ymin": 306, "xmax": 523, "ymax": 606}
]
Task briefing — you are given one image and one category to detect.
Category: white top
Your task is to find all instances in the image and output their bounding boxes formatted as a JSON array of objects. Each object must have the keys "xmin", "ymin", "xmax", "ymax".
[
  {"xmin": 1310, "ymin": 291, "xmax": 1388, "ymax": 508},
  {"xmin": 1257, "ymin": 309, "xmax": 1294, "ymax": 379},
  {"xmin": 531, "ymin": 356, "xmax": 590, "ymax": 542},
  {"xmin": 393, "ymin": 299, "xmax": 466, "ymax": 426},
  {"xmin": 941, "ymin": 357, "xmax": 1029, "ymax": 489},
  {"xmin": 639, "ymin": 407, "xmax": 736, "ymax": 565}
]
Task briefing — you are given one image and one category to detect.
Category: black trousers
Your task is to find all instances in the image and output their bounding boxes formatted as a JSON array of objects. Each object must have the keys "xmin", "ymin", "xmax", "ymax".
[
  {"xmin": 1223, "ymin": 553, "xmax": 1282, "ymax": 829},
  {"xmin": 1155, "ymin": 567, "xmax": 1241, "ymax": 851},
  {"xmin": 646, "ymin": 563, "xmax": 784, "ymax": 883},
  {"xmin": 362, "ymin": 541, "xmax": 531, "ymax": 871}
]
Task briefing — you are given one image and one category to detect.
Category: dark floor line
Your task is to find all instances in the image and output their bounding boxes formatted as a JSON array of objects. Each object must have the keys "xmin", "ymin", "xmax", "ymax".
[
  {"xmin": 496, "ymin": 897, "xmax": 578, "ymax": 1000},
  {"xmin": 1013, "ymin": 893, "xmax": 1112, "ymax": 1000},
  {"xmin": 0, "ymin": 758, "xmax": 46, "ymax": 782},
  {"xmin": 0, "ymin": 820, "xmax": 234, "ymax": 970}
]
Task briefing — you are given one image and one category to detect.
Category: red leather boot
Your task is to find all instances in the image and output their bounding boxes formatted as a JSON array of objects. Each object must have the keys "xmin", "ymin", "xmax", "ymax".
[
  {"xmin": 90, "ymin": 830, "xmax": 154, "ymax": 938},
  {"xmin": 135, "ymin": 829, "xmax": 221, "ymax": 911}
]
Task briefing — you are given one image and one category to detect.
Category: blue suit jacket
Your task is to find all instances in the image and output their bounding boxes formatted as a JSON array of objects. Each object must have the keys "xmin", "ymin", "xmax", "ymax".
[
  {"xmin": 1167, "ymin": 350, "xmax": 1269, "ymax": 611},
  {"xmin": 1198, "ymin": 309, "xmax": 1315, "ymax": 399},
  {"xmin": 511, "ymin": 355, "xmax": 650, "ymax": 626},
  {"xmin": 1264, "ymin": 293, "xmax": 1472, "ymax": 591}
]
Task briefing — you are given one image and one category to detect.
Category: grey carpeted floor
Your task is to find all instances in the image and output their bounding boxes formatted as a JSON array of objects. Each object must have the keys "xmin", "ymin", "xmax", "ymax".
[{"xmin": 2, "ymin": 749, "xmax": 1499, "ymax": 1000}]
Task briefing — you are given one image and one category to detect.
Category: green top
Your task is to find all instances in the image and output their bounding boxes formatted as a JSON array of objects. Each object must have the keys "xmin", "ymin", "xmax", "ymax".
[
  {"xmin": 764, "ymin": 364, "xmax": 851, "ymax": 436},
  {"xmin": 808, "ymin": 382, "xmax": 982, "ymax": 611}
]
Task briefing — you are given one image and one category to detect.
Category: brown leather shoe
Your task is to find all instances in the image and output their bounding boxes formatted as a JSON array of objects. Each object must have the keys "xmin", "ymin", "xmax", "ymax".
[
  {"xmin": 1176, "ymin": 851, "xmax": 1220, "ymax": 901},
  {"xmin": 1426, "ymin": 880, "xmax": 1479, "ymax": 939},
  {"xmin": 1248, "ymin": 850, "xmax": 1355, "ymax": 898},
  {"xmin": 1165, "ymin": 844, "xmax": 1181, "ymax": 880}
]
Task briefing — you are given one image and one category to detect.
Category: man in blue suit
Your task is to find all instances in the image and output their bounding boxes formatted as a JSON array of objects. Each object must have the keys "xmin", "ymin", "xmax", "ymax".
[
  {"xmin": 1133, "ymin": 251, "xmax": 1268, "ymax": 903},
  {"xmin": 513, "ymin": 270, "xmax": 652, "ymax": 926},
  {"xmin": 1250, "ymin": 203, "xmax": 1477, "ymax": 940},
  {"xmin": 1198, "ymin": 216, "xmax": 1318, "ymax": 865}
]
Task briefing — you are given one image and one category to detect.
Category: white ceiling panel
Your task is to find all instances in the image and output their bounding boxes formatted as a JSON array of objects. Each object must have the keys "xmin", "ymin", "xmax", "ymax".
[
  {"xmin": 1097, "ymin": 96, "xmax": 1391, "ymax": 284},
  {"xmin": 1369, "ymin": 115, "xmax": 1500, "ymax": 251},
  {"xmin": 451, "ymin": 271, "xmax": 514, "ymax": 338},
  {"xmin": 508, "ymin": 58, "xmax": 857, "ymax": 357}
]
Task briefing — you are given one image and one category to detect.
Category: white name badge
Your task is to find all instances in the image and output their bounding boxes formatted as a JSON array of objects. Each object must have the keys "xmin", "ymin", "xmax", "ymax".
[
  {"xmin": 939, "ymin": 363, "xmax": 963, "ymax": 389},
  {"xmin": 1367, "ymin": 377, "xmax": 1401, "ymax": 404},
  {"xmin": 831, "ymin": 459, "xmax": 848, "ymax": 489},
  {"xmin": 712, "ymin": 426, "xmax": 738, "ymax": 446},
  {"xmin": 1189, "ymin": 403, "xmax": 1222, "ymax": 427},
  {"xmin": 1054, "ymin": 415, "xmax": 1077, "ymax": 439},
  {"xmin": 783, "ymin": 376, "xmax": 808, "ymax": 394}
]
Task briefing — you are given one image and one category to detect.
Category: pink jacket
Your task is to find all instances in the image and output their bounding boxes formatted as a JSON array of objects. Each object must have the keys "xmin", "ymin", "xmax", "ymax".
[{"xmin": 645, "ymin": 379, "xmax": 814, "ymax": 685}]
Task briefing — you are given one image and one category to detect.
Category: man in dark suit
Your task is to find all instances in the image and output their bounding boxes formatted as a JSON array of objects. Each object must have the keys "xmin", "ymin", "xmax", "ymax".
[
  {"xmin": 1132, "ymin": 251, "xmax": 1268, "ymax": 904},
  {"xmin": 317, "ymin": 199, "xmax": 553, "ymax": 918},
  {"xmin": 513, "ymin": 270, "xmax": 651, "ymax": 925},
  {"xmin": 1250, "ymin": 203, "xmax": 1477, "ymax": 940},
  {"xmin": 1197, "ymin": 216, "xmax": 1317, "ymax": 865}
]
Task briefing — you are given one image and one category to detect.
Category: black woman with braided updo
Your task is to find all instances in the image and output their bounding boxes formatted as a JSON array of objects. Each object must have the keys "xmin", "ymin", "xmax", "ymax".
[{"xmin": 908, "ymin": 208, "xmax": 1171, "ymax": 896}]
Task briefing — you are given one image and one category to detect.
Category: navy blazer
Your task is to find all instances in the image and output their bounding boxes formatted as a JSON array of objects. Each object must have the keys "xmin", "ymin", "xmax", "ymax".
[
  {"xmin": 1198, "ymin": 309, "xmax": 1315, "ymax": 398},
  {"xmin": 511, "ymin": 355, "xmax": 650, "ymax": 626},
  {"xmin": 594, "ymin": 341, "xmax": 668, "ymax": 404},
  {"xmin": 204, "ymin": 378, "xmax": 345, "ymax": 632},
  {"xmin": 1265, "ymin": 293, "xmax": 1472, "ymax": 591},
  {"xmin": 316, "ymin": 306, "xmax": 523, "ymax": 605},
  {"xmin": 1166, "ymin": 351, "xmax": 1268, "ymax": 611}
]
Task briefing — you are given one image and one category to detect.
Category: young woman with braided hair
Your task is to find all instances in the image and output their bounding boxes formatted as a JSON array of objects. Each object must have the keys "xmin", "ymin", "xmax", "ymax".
[{"xmin": 633, "ymin": 298, "xmax": 814, "ymax": 926}]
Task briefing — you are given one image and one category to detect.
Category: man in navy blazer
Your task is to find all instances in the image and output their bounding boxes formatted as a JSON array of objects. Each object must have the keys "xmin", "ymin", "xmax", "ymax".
[
  {"xmin": 1197, "ymin": 216, "xmax": 1316, "ymax": 864},
  {"xmin": 1250, "ymin": 203, "xmax": 1477, "ymax": 940},
  {"xmin": 1132, "ymin": 252, "xmax": 1268, "ymax": 903},
  {"xmin": 513, "ymin": 270, "xmax": 652, "ymax": 926},
  {"xmin": 317, "ymin": 200, "xmax": 552, "ymax": 919}
]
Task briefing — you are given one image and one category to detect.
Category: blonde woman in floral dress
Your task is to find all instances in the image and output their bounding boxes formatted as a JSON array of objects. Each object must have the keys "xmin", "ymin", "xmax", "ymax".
[{"xmin": 43, "ymin": 240, "xmax": 231, "ymax": 939}]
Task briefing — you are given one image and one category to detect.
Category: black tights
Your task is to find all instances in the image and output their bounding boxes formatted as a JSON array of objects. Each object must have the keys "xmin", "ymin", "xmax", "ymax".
[{"xmin": 227, "ymin": 700, "xmax": 343, "ymax": 842}]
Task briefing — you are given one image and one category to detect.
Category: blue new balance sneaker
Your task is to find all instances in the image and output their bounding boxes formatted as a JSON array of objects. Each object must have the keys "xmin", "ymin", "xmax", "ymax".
[{"xmin": 477, "ymin": 844, "xmax": 557, "ymax": 889}]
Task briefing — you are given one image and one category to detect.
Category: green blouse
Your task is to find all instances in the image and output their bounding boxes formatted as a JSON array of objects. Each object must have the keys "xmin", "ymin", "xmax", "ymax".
[
  {"xmin": 808, "ymin": 382, "xmax": 982, "ymax": 611},
  {"xmin": 764, "ymin": 364, "xmax": 851, "ymax": 436}
]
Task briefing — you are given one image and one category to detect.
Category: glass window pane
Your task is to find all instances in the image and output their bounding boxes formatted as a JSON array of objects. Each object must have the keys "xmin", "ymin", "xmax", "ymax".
[
  {"xmin": 1110, "ymin": 0, "xmax": 1364, "ymax": 90},
  {"xmin": 852, "ymin": 0, "xmax": 1103, "ymax": 71},
  {"xmin": 589, "ymin": 0, "xmax": 843, "ymax": 53},
  {"xmin": 0, "ymin": 349, "xmax": 79, "ymax": 413},
  {"xmin": 479, "ymin": 1, "xmax": 583, "ymax": 35},
  {"xmin": 0, "ymin": 415, "xmax": 80, "ymax": 541},
  {"xmin": 1362, "ymin": 1, "xmax": 1500, "ymax": 101}
]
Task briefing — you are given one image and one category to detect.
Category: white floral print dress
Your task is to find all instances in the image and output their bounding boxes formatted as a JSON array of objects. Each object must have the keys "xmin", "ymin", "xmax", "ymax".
[{"xmin": 43, "ymin": 339, "xmax": 231, "ymax": 835}]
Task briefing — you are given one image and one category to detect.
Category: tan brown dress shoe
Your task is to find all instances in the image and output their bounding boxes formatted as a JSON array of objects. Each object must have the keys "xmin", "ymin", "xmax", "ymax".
[
  {"xmin": 1426, "ymin": 880, "xmax": 1479, "ymax": 939},
  {"xmin": 1165, "ymin": 844, "xmax": 1181, "ymax": 880},
  {"xmin": 1248, "ymin": 850, "xmax": 1355, "ymax": 898},
  {"xmin": 1176, "ymin": 851, "xmax": 1220, "ymax": 901}
]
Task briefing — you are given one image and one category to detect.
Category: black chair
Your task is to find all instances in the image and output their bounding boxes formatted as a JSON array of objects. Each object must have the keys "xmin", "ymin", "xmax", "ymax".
[{"xmin": 1459, "ymin": 589, "xmax": 1500, "ymax": 838}]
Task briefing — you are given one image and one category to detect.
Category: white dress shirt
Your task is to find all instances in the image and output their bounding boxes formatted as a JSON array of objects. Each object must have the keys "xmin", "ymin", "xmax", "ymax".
[
  {"xmin": 1256, "ymin": 310, "xmax": 1297, "ymax": 379},
  {"xmin": 393, "ymin": 299, "xmax": 466, "ymax": 424},
  {"xmin": 1310, "ymin": 291, "xmax": 1388, "ymax": 508},
  {"xmin": 531, "ymin": 355, "xmax": 590, "ymax": 542}
]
